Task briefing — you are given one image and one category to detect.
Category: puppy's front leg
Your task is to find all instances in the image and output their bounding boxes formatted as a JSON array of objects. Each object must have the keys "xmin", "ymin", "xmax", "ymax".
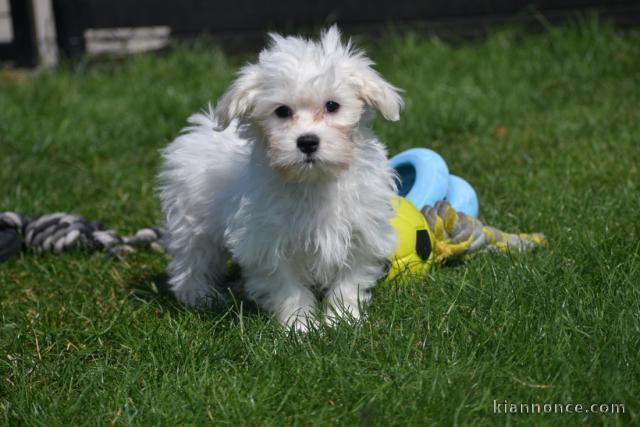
[
  {"xmin": 325, "ymin": 258, "xmax": 384, "ymax": 324},
  {"xmin": 243, "ymin": 262, "xmax": 318, "ymax": 332}
]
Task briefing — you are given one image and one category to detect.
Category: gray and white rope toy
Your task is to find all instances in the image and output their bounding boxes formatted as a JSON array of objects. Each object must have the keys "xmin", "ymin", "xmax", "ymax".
[
  {"xmin": 0, "ymin": 205, "xmax": 544, "ymax": 264},
  {"xmin": 0, "ymin": 212, "xmax": 164, "ymax": 262}
]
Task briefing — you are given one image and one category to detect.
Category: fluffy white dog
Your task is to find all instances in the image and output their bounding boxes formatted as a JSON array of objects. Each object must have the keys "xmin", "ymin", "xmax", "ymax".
[{"xmin": 158, "ymin": 26, "xmax": 403, "ymax": 331}]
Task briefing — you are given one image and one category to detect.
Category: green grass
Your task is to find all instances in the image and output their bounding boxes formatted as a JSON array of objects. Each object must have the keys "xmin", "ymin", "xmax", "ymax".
[{"xmin": 1, "ymin": 20, "xmax": 639, "ymax": 425}]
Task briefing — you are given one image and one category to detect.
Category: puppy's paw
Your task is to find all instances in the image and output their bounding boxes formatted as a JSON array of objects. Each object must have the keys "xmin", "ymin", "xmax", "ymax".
[
  {"xmin": 284, "ymin": 316, "xmax": 319, "ymax": 334},
  {"xmin": 278, "ymin": 308, "xmax": 318, "ymax": 334},
  {"xmin": 323, "ymin": 300, "xmax": 361, "ymax": 327}
]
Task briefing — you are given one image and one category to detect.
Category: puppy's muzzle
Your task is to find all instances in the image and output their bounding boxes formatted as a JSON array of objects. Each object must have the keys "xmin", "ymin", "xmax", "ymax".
[{"xmin": 296, "ymin": 134, "xmax": 320, "ymax": 155}]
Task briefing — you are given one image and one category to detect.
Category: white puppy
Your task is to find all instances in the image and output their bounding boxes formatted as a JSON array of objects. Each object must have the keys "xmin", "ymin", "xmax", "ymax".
[{"xmin": 158, "ymin": 26, "xmax": 403, "ymax": 331}]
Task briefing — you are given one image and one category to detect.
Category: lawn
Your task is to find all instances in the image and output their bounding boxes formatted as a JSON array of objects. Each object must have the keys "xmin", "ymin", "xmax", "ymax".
[{"xmin": 1, "ymin": 19, "xmax": 639, "ymax": 425}]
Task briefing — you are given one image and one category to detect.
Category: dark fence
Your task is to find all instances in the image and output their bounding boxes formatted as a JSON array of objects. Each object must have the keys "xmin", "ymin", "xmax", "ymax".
[
  {"xmin": 3, "ymin": 0, "xmax": 640, "ymax": 64},
  {"xmin": 0, "ymin": 0, "xmax": 38, "ymax": 66},
  {"xmin": 52, "ymin": 0, "xmax": 640, "ymax": 56}
]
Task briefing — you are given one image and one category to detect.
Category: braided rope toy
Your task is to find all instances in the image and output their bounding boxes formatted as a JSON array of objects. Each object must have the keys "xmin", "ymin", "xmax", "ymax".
[
  {"xmin": 0, "ymin": 203, "xmax": 545, "ymax": 275},
  {"xmin": 422, "ymin": 200, "xmax": 546, "ymax": 263},
  {"xmin": 0, "ymin": 212, "xmax": 163, "ymax": 262},
  {"xmin": 0, "ymin": 148, "xmax": 545, "ymax": 279}
]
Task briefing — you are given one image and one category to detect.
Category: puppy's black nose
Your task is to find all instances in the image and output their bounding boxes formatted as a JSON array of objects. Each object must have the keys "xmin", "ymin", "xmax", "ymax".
[{"xmin": 296, "ymin": 134, "xmax": 319, "ymax": 154}]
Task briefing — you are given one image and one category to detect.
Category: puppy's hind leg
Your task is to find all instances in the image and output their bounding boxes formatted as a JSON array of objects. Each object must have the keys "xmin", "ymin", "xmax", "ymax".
[{"xmin": 166, "ymin": 231, "xmax": 227, "ymax": 308}]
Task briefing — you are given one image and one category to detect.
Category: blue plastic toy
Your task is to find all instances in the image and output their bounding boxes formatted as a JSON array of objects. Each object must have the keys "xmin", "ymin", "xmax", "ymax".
[{"xmin": 389, "ymin": 148, "xmax": 479, "ymax": 217}]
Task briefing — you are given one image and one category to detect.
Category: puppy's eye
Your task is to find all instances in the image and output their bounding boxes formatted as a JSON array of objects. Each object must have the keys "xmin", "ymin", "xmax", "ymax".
[
  {"xmin": 325, "ymin": 101, "xmax": 340, "ymax": 113},
  {"xmin": 274, "ymin": 105, "xmax": 293, "ymax": 118}
]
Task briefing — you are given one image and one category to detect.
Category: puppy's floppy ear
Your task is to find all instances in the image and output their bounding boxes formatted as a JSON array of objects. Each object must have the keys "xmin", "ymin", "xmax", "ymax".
[
  {"xmin": 321, "ymin": 25, "xmax": 403, "ymax": 121},
  {"xmin": 214, "ymin": 64, "xmax": 261, "ymax": 129},
  {"xmin": 351, "ymin": 58, "xmax": 404, "ymax": 121}
]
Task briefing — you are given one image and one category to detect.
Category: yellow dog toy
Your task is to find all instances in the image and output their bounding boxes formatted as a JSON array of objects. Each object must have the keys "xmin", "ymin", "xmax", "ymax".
[{"xmin": 386, "ymin": 196, "xmax": 546, "ymax": 281}]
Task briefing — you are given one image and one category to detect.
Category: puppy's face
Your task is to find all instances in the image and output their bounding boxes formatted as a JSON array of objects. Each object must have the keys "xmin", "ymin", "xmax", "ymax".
[
  {"xmin": 215, "ymin": 26, "xmax": 403, "ymax": 182},
  {"xmin": 253, "ymin": 80, "xmax": 364, "ymax": 182}
]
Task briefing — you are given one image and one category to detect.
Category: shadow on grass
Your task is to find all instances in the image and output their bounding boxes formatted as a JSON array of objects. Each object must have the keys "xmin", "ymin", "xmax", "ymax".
[{"xmin": 127, "ymin": 269, "xmax": 263, "ymax": 323}]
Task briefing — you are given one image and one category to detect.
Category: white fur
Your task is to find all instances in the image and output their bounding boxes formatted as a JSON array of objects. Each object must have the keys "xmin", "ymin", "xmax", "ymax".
[{"xmin": 158, "ymin": 26, "xmax": 403, "ymax": 331}]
